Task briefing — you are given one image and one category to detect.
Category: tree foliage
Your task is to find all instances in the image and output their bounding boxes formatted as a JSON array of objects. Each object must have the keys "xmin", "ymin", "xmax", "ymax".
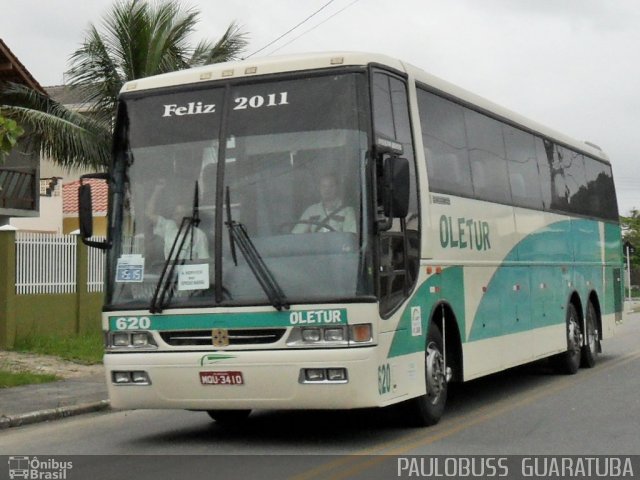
[
  {"xmin": 0, "ymin": 114, "xmax": 24, "ymax": 162},
  {"xmin": 66, "ymin": 0, "xmax": 248, "ymax": 126},
  {"xmin": 621, "ymin": 208, "xmax": 640, "ymax": 286},
  {"xmin": 1, "ymin": 84, "xmax": 110, "ymax": 169},
  {"xmin": 0, "ymin": 0, "xmax": 248, "ymax": 170}
]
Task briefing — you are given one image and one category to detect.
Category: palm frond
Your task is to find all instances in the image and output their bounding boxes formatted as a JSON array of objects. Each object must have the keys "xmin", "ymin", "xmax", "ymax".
[
  {"xmin": 0, "ymin": 83, "xmax": 110, "ymax": 170},
  {"xmin": 190, "ymin": 21, "xmax": 248, "ymax": 66},
  {"xmin": 2, "ymin": 1, "xmax": 251, "ymax": 172}
]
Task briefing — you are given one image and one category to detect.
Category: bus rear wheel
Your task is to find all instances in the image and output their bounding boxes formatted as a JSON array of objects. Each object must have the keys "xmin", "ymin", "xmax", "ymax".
[
  {"xmin": 207, "ymin": 409, "xmax": 251, "ymax": 426},
  {"xmin": 580, "ymin": 301, "xmax": 599, "ymax": 368},
  {"xmin": 552, "ymin": 303, "xmax": 581, "ymax": 374},
  {"xmin": 404, "ymin": 323, "xmax": 447, "ymax": 427}
]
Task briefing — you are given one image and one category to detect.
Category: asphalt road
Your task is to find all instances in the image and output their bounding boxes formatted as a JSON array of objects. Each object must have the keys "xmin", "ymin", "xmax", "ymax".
[{"xmin": 2, "ymin": 312, "xmax": 639, "ymax": 479}]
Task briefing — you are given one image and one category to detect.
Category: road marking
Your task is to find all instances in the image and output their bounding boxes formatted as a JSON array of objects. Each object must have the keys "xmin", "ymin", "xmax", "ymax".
[{"xmin": 290, "ymin": 349, "xmax": 640, "ymax": 480}]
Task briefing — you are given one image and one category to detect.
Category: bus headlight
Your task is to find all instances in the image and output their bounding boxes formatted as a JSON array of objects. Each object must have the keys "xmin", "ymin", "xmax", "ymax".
[
  {"xmin": 324, "ymin": 328, "xmax": 345, "ymax": 342},
  {"xmin": 287, "ymin": 325, "xmax": 373, "ymax": 347},
  {"xmin": 301, "ymin": 328, "xmax": 321, "ymax": 342},
  {"xmin": 112, "ymin": 332, "xmax": 130, "ymax": 347},
  {"xmin": 132, "ymin": 332, "xmax": 152, "ymax": 346},
  {"xmin": 107, "ymin": 331, "xmax": 157, "ymax": 350}
]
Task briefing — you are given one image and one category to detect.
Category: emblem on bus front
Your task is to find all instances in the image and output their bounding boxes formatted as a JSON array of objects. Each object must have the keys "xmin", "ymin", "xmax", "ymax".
[{"xmin": 212, "ymin": 329, "xmax": 229, "ymax": 347}]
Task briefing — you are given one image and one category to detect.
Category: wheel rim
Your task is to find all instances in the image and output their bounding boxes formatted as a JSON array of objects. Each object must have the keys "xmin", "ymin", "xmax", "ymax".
[
  {"xmin": 587, "ymin": 325, "xmax": 598, "ymax": 353},
  {"xmin": 425, "ymin": 342, "xmax": 446, "ymax": 405},
  {"xmin": 568, "ymin": 316, "xmax": 581, "ymax": 358},
  {"xmin": 586, "ymin": 314, "xmax": 598, "ymax": 354}
]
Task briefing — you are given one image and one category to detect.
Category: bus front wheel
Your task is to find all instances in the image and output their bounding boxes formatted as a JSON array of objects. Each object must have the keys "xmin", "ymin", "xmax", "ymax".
[{"xmin": 404, "ymin": 323, "xmax": 448, "ymax": 427}]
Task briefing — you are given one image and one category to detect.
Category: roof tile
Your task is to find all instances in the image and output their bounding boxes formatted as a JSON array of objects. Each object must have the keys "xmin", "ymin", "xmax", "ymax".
[{"xmin": 63, "ymin": 179, "xmax": 108, "ymax": 215}]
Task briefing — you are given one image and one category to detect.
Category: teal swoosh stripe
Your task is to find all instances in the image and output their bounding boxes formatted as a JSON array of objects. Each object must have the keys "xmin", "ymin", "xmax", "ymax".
[
  {"xmin": 470, "ymin": 219, "xmax": 619, "ymax": 340},
  {"xmin": 387, "ymin": 218, "xmax": 623, "ymax": 358}
]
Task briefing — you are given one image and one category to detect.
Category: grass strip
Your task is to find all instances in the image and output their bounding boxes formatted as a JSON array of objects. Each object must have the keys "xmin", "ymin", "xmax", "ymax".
[
  {"xmin": 12, "ymin": 332, "xmax": 103, "ymax": 365},
  {"xmin": 0, "ymin": 369, "xmax": 59, "ymax": 388}
]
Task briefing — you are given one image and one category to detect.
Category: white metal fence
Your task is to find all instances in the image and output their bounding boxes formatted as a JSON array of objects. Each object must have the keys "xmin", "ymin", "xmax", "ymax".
[
  {"xmin": 87, "ymin": 239, "xmax": 106, "ymax": 293},
  {"xmin": 15, "ymin": 232, "xmax": 105, "ymax": 295}
]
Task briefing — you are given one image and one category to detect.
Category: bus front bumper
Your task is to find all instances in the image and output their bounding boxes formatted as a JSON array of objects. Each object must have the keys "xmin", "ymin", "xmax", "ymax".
[{"xmin": 105, "ymin": 347, "xmax": 383, "ymax": 411}]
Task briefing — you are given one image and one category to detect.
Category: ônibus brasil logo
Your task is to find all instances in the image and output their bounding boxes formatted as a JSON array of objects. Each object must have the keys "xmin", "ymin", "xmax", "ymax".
[{"xmin": 8, "ymin": 456, "xmax": 73, "ymax": 479}]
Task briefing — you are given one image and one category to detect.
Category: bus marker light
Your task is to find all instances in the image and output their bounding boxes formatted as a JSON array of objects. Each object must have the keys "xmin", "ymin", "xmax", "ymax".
[
  {"xmin": 222, "ymin": 69, "xmax": 234, "ymax": 77},
  {"xmin": 350, "ymin": 324, "xmax": 372, "ymax": 343},
  {"xmin": 245, "ymin": 67, "xmax": 257, "ymax": 74},
  {"xmin": 426, "ymin": 267, "xmax": 432, "ymax": 274},
  {"xmin": 435, "ymin": 267, "xmax": 442, "ymax": 274},
  {"xmin": 482, "ymin": 286, "xmax": 487, "ymax": 292},
  {"xmin": 199, "ymin": 72, "xmax": 212, "ymax": 80},
  {"xmin": 330, "ymin": 57, "xmax": 344, "ymax": 65}
]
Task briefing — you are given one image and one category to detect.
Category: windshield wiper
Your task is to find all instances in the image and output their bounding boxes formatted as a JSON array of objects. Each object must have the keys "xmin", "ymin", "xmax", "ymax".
[
  {"xmin": 150, "ymin": 181, "xmax": 201, "ymax": 314},
  {"xmin": 225, "ymin": 187, "xmax": 289, "ymax": 311}
]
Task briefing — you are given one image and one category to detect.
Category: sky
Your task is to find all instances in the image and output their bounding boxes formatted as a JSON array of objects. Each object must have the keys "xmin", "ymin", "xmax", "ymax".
[{"xmin": 1, "ymin": 0, "xmax": 639, "ymax": 215}]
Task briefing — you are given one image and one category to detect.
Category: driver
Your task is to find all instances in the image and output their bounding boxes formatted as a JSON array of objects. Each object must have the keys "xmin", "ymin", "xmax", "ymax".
[
  {"xmin": 146, "ymin": 181, "xmax": 209, "ymax": 260},
  {"xmin": 292, "ymin": 173, "xmax": 356, "ymax": 233}
]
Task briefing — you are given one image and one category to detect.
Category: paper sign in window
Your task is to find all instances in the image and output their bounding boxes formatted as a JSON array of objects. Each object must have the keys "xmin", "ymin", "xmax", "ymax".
[
  {"xmin": 116, "ymin": 254, "xmax": 145, "ymax": 283},
  {"xmin": 178, "ymin": 264, "xmax": 210, "ymax": 291}
]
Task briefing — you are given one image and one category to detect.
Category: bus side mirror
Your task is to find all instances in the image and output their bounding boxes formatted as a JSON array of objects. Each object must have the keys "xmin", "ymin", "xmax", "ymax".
[
  {"xmin": 79, "ymin": 184, "xmax": 94, "ymax": 238},
  {"xmin": 383, "ymin": 156, "xmax": 410, "ymax": 219},
  {"xmin": 78, "ymin": 173, "xmax": 111, "ymax": 250}
]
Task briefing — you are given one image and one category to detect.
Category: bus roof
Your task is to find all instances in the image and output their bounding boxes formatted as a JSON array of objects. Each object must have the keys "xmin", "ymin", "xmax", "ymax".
[{"xmin": 121, "ymin": 51, "xmax": 609, "ymax": 163}]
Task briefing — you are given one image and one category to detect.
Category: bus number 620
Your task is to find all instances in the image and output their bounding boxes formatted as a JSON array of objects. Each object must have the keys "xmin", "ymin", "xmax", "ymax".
[{"xmin": 115, "ymin": 316, "xmax": 151, "ymax": 330}]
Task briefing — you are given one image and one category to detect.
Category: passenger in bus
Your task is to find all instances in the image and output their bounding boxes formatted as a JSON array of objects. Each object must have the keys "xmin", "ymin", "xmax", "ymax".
[
  {"xmin": 146, "ymin": 181, "xmax": 209, "ymax": 260},
  {"xmin": 292, "ymin": 173, "xmax": 356, "ymax": 233}
]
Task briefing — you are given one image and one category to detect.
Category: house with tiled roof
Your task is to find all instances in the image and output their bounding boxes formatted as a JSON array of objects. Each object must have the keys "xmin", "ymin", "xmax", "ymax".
[
  {"xmin": 0, "ymin": 38, "xmax": 44, "ymax": 226},
  {"xmin": 62, "ymin": 178, "xmax": 107, "ymax": 235},
  {"xmin": 3, "ymin": 41, "xmax": 105, "ymax": 234}
]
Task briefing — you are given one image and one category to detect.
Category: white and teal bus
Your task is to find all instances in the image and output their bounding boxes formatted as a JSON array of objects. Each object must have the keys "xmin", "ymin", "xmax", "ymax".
[{"xmin": 79, "ymin": 52, "xmax": 624, "ymax": 426}]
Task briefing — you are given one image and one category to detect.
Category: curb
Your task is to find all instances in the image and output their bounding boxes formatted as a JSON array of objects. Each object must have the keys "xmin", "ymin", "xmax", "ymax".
[{"xmin": 0, "ymin": 400, "xmax": 110, "ymax": 429}]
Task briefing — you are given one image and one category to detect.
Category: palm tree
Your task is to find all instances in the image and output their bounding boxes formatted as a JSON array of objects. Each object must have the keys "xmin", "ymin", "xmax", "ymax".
[{"xmin": 0, "ymin": 0, "xmax": 248, "ymax": 170}]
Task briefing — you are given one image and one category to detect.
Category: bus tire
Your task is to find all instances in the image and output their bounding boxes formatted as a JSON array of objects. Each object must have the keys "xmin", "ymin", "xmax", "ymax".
[
  {"xmin": 580, "ymin": 301, "xmax": 599, "ymax": 368},
  {"xmin": 207, "ymin": 409, "xmax": 251, "ymax": 425},
  {"xmin": 405, "ymin": 323, "xmax": 447, "ymax": 427},
  {"xmin": 552, "ymin": 303, "xmax": 581, "ymax": 374}
]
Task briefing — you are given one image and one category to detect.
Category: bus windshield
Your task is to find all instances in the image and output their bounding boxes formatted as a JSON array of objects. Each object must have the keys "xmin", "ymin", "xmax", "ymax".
[{"xmin": 107, "ymin": 71, "xmax": 374, "ymax": 309}]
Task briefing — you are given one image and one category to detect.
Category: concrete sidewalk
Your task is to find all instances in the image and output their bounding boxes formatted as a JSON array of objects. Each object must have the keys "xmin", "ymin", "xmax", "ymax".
[{"xmin": 0, "ymin": 371, "xmax": 110, "ymax": 429}]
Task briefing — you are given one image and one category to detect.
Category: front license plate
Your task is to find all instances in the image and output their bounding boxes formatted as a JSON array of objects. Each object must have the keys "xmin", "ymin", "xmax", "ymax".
[{"xmin": 200, "ymin": 371, "xmax": 244, "ymax": 385}]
